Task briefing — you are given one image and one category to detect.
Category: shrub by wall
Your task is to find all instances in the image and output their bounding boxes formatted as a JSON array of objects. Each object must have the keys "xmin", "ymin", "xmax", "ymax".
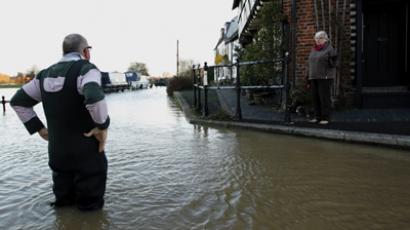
[{"xmin": 166, "ymin": 76, "xmax": 192, "ymax": 96}]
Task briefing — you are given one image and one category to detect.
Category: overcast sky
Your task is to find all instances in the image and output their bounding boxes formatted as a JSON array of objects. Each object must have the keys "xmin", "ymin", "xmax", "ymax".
[{"xmin": 0, "ymin": 0, "xmax": 237, "ymax": 76}]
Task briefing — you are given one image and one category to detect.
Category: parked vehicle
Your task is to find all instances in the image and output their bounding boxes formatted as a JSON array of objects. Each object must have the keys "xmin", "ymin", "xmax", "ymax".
[
  {"xmin": 101, "ymin": 72, "xmax": 111, "ymax": 87},
  {"xmin": 153, "ymin": 78, "xmax": 168, "ymax": 86},
  {"xmin": 136, "ymin": 75, "xmax": 150, "ymax": 89},
  {"xmin": 101, "ymin": 71, "xmax": 129, "ymax": 93},
  {"xmin": 125, "ymin": 71, "xmax": 141, "ymax": 90}
]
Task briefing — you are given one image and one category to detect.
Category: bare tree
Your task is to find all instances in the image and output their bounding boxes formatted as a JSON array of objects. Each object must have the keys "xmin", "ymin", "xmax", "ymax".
[
  {"xmin": 128, "ymin": 62, "xmax": 149, "ymax": 76},
  {"xmin": 328, "ymin": 0, "xmax": 332, "ymax": 40},
  {"xmin": 314, "ymin": 0, "xmax": 319, "ymax": 30},
  {"xmin": 179, "ymin": 59, "xmax": 195, "ymax": 73},
  {"xmin": 320, "ymin": 0, "xmax": 326, "ymax": 31},
  {"xmin": 26, "ymin": 65, "xmax": 39, "ymax": 78}
]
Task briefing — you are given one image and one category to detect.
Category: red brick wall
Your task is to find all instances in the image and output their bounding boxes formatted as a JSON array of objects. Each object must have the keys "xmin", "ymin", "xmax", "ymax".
[
  {"xmin": 282, "ymin": 0, "xmax": 354, "ymax": 106},
  {"xmin": 297, "ymin": 0, "xmax": 317, "ymax": 83}
]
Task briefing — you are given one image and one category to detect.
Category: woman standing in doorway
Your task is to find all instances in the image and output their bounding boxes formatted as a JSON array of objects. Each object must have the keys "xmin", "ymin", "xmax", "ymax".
[{"xmin": 307, "ymin": 31, "xmax": 337, "ymax": 124}]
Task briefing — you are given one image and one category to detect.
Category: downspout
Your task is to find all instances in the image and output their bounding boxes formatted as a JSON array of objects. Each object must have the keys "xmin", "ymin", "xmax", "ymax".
[
  {"xmin": 281, "ymin": 0, "xmax": 286, "ymax": 75},
  {"xmin": 406, "ymin": 2, "xmax": 408, "ymax": 73},
  {"xmin": 291, "ymin": 0, "xmax": 297, "ymax": 87},
  {"xmin": 355, "ymin": 0, "xmax": 363, "ymax": 108},
  {"xmin": 281, "ymin": 0, "xmax": 286, "ymax": 109}
]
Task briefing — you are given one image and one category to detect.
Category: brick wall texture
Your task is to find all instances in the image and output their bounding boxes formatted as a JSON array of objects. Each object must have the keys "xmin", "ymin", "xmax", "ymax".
[{"xmin": 282, "ymin": 0, "xmax": 354, "ymax": 105}]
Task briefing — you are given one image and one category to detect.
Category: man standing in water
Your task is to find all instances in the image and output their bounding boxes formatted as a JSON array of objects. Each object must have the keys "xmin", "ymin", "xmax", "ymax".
[{"xmin": 10, "ymin": 34, "xmax": 109, "ymax": 211}]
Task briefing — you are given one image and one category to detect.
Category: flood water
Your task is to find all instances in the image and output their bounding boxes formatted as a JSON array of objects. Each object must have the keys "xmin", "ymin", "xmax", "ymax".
[{"xmin": 1, "ymin": 87, "xmax": 410, "ymax": 229}]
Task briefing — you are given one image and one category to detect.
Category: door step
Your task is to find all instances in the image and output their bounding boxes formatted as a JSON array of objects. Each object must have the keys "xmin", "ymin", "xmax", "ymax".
[
  {"xmin": 362, "ymin": 86, "xmax": 408, "ymax": 94},
  {"xmin": 361, "ymin": 86, "xmax": 410, "ymax": 108}
]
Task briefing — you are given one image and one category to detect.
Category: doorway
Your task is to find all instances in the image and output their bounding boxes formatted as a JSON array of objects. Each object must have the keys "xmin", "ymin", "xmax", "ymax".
[{"xmin": 362, "ymin": 0, "xmax": 409, "ymax": 87}]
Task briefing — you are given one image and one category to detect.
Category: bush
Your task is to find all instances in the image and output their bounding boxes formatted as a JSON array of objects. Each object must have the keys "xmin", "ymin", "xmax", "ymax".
[
  {"xmin": 290, "ymin": 82, "xmax": 313, "ymax": 116},
  {"xmin": 166, "ymin": 76, "xmax": 192, "ymax": 96},
  {"xmin": 238, "ymin": 1, "xmax": 284, "ymax": 86}
]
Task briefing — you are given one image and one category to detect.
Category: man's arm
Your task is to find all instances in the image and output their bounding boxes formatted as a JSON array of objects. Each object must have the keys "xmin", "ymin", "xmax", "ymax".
[
  {"xmin": 10, "ymin": 77, "xmax": 47, "ymax": 138},
  {"xmin": 79, "ymin": 65, "xmax": 110, "ymax": 152}
]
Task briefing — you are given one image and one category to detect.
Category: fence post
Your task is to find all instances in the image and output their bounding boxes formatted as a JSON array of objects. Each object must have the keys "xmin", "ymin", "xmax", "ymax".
[
  {"xmin": 283, "ymin": 53, "xmax": 292, "ymax": 123},
  {"xmin": 2, "ymin": 96, "xmax": 6, "ymax": 114},
  {"xmin": 235, "ymin": 59, "xmax": 242, "ymax": 120},
  {"xmin": 203, "ymin": 62, "xmax": 209, "ymax": 117},
  {"xmin": 197, "ymin": 64, "xmax": 201, "ymax": 112},
  {"xmin": 192, "ymin": 65, "xmax": 197, "ymax": 109}
]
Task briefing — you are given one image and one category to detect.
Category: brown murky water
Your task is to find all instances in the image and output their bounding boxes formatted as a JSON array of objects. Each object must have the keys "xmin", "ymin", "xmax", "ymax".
[{"xmin": 1, "ymin": 87, "xmax": 410, "ymax": 229}]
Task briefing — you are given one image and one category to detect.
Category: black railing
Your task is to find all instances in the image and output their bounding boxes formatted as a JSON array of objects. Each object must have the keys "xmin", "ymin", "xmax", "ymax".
[{"xmin": 192, "ymin": 54, "xmax": 291, "ymax": 123}]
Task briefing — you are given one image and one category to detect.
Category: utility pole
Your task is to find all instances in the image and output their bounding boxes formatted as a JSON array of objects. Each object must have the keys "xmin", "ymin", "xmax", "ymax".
[{"xmin": 176, "ymin": 40, "xmax": 180, "ymax": 77}]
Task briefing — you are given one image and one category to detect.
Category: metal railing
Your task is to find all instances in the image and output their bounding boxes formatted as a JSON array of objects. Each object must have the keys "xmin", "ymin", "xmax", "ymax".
[{"xmin": 192, "ymin": 54, "xmax": 291, "ymax": 123}]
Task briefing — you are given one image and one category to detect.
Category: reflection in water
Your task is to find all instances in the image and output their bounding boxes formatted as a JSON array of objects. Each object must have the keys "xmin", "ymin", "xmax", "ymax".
[
  {"xmin": 193, "ymin": 124, "xmax": 209, "ymax": 137},
  {"xmin": 53, "ymin": 209, "xmax": 110, "ymax": 230},
  {"xmin": 1, "ymin": 87, "xmax": 410, "ymax": 229}
]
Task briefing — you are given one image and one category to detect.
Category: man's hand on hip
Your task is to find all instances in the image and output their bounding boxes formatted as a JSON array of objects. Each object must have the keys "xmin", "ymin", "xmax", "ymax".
[
  {"xmin": 38, "ymin": 128, "xmax": 49, "ymax": 141},
  {"xmin": 84, "ymin": 127, "xmax": 108, "ymax": 153}
]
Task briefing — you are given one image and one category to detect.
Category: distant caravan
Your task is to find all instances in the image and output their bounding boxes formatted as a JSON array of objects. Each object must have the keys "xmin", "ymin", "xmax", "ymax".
[
  {"xmin": 125, "ymin": 71, "xmax": 140, "ymax": 90},
  {"xmin": 101, "ymin": 72, "xmax": 129, "ymax": 93},
  {"xmin": 137, "ymin": 75, "xmax": 150, "ymax": 89},
  {"xmin": 126, "ymin": 72, "xmax": 150, "ymax": 90},
  {"xmin": 101, "ymin": 71, "xmax": 151, "ymax": 93}
]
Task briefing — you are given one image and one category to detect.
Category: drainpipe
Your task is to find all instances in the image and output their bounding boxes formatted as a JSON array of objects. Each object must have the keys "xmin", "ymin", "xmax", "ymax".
[
  {"xmin": 281, "ymin": 0, "xmax": 286, "ymax": 105},
  {"xmin": 291, "ymin": 0, "xmax": 297, "ymax": 87},
  {"xmin": 355, "ymin": 0, "xmax": 363, "ymax": 108},
  {"xmin": 406, "ymin": 2, "xmax": 408, "ymax": 73}
]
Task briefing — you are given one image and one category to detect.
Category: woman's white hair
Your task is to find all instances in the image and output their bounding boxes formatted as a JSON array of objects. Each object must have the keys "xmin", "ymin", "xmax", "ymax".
[{"xmin": 314, "ymin": 31, "xmax": 329, "ymax": 41}]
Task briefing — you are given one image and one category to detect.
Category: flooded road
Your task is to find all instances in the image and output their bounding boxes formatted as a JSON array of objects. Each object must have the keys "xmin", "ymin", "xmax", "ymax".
[{"xmin": 1, "ymin": 87, "xmax": 410, "ymax": 229}]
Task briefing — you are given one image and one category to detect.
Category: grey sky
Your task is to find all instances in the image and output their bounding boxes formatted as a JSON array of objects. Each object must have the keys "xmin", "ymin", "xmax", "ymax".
[{"xmin": 0, "ymin": 0, "xmax": 236, "ymax": 76}]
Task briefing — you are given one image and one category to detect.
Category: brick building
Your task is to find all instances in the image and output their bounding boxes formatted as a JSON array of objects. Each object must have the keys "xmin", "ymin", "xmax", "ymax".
[{"xmin": 233, "ymin": 0, "xmax": 410, "ymax": 109}]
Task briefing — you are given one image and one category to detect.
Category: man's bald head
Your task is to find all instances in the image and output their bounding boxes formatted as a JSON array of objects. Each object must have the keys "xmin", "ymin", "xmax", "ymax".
[{"xmin": 62, "ymin": 33, "xmax": 89, "ymax": 55}]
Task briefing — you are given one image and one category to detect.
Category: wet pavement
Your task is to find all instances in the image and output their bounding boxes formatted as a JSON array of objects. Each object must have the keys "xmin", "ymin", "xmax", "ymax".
[{"xmin": 176, "ymin": 89, "xmax": 410, "ymax": 148}]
